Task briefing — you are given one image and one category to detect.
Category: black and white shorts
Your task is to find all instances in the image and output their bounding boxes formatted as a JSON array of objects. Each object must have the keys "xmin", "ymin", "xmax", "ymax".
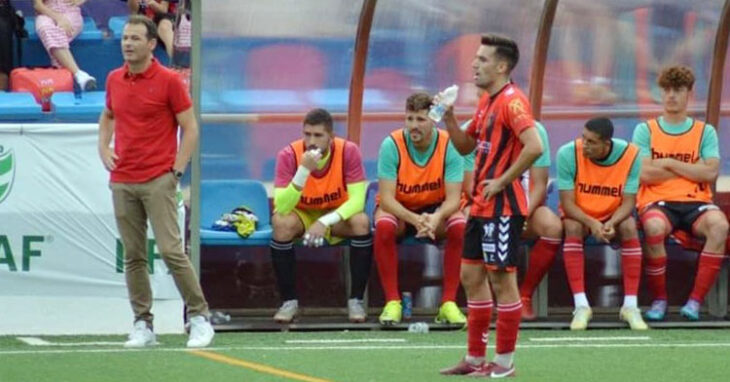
[{"xmin": 463, "ymin": 215, "xmax": 526, "ymax": 271}]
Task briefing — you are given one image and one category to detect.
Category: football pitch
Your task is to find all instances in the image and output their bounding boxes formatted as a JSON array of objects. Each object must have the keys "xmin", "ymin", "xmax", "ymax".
[{"xmin": 1, "ymin": 329, "xmax": 729, "ymax": 381}]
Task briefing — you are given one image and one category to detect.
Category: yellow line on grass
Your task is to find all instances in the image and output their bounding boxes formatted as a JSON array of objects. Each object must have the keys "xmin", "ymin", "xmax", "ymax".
[{"xmin": 188, "ymin": 349, "xmax": 332, "ymax": 382}]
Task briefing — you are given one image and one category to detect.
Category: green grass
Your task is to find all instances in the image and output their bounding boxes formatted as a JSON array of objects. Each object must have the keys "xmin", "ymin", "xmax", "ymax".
[{"xmin": 1, "ymin": 329, "xmax": 729, "ymax": 381}]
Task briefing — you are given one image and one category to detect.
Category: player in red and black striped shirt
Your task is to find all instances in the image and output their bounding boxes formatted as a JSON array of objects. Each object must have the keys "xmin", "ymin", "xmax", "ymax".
[{"xmin": 440, "ymin": 34, "xmax": 543, "ymax": 378}]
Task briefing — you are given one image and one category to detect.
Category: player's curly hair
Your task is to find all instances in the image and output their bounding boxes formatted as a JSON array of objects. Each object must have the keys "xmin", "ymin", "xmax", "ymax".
[
  {"xmin": 657, "ymin": 66, "xmax": 695, "ymax": 90},
  {"xmin": 406, "ymin": 92, "xmax": 433, "ymax": 112}
]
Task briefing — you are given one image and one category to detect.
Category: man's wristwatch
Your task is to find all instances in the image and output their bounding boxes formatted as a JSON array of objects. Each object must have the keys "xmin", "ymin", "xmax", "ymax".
[{"xmin": 171, "ymin": 168, "xmax": 184, "ymax": 179}]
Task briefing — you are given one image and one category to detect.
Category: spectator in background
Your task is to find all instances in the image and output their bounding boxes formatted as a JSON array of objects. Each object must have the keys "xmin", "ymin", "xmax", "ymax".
[
  {"xmin": 33, "ymin": 0, "xmax": 96, "ymax": 90},
  {"xmin": 0, "ymin": 0, "xmax": 13, "ymax": 90},
  {"xmin": 127, "ymin": 0, "xmax": 175, "ymax": 59}
]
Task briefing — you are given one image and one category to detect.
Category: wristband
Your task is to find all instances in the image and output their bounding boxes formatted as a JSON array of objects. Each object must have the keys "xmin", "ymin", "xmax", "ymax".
[
  {"xmin": 317, "ymin": 211, "xmax": 342, "ymax": 227},
  {"xmin": 292, "ymin": 165, "xmax": 311, "ymax": 188}
]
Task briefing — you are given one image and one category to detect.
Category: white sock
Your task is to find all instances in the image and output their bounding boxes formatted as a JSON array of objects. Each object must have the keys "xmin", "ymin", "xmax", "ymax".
[
  {"xmin": 493, "ymin": 352, "xmax": 514, "ymax": 368},
  {"xmin": 465, "ymin": 355, "xmax": 484, "ymax": 365},
  {"xmin": 573, "ymin": 293, "xmax": 589, "ymax": 308},
  {"xmin": 623, "ymin": 295, "xmax": 638, "ymax": 308}
]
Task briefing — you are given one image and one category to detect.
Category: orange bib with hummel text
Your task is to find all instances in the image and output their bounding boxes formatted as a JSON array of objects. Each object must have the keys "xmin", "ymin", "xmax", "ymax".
[
  {"xmin": 292, "ymin": 137, "xmax": 349, "ymax": 211},
  {"xmin": 636, "ymin": 119, "xmax": 712, "ymax": 211},
  {"xmin": 382, "ymin": 129, "xmax": 449, "ymax": 210},
  {"xmin": 574, "ymin": 139, "xmax": 639, "ymax": 221}
]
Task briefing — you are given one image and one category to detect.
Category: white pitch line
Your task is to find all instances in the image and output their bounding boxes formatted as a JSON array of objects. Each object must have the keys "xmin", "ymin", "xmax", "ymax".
[
  {"xmin": 3, "ymin": 342, "xmax": 730, "ymax": 356},
  {"xmin": 16, "ymin": 337, "xmax": 125, "ymax": 347},
  {"xmin": 530, "ymin": 336, "xmax": 651, "ymax": 342},
  {"xmin": 17, "ymin": 337, "xmax": 52, "ymax": 346},
  {"xmin": 285, "ymin": 339, "xmax": 407, "ymax": 344}
]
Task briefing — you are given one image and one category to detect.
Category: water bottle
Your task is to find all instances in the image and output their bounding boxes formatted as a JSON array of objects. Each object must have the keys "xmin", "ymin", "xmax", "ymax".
[
  {"xmin": 429, "ymin": 84, "xmax": 459, "ymax": 123},
  {"xmin": 402, "ymin": 291, "xmax": 413, "ymax": 319},
  {"xmin": 408, "ymin": 322, "xmax": 430, "ymax": 334}
]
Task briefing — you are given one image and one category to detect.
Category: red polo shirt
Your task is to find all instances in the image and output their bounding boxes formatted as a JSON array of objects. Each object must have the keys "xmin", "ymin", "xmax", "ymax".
[{"xmin": 105, "ymin": 58, "xmax": 192, "ymax": 183}]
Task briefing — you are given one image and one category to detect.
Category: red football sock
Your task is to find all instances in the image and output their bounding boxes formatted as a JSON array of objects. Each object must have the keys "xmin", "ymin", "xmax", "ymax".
[
  {"xmin": 374, "ymin": 217, "xmax": 400, "ymax": 302},
  {"xmin": 496, "ymin": 301, "xmax": 522, "ymax": 355},
  {"xmin": 520, "ymin": 237, "xmax": 561, "ymax": 299},
  {"xmin": 644, "ymin": 255, "xmax": 667, "ymax": 301},
  {"xmin": 442, "ymin": 217, "xmax": 466, "ymax": 303},
  {"xmin": 690, "ymin": 251, "xmax": 725, "ymax": 302},
  {"xmin": 562, "ymin": 237, "xmax": 585, "ymax": 294},
  {"xmin": 621, "ymin": 238, "xmax": 642, "ymax": 296},
  {"xmin": 467, "ymin": 300, "xmax": 493, "ymax": 358}
]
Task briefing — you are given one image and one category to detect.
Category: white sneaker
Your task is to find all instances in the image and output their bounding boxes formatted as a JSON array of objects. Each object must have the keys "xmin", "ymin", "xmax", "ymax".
[
  {"xmin": 273, "ymin": 299, "xmax": 299, "ymax": 323},
  {"xmin": 124, "ymin": 320, "xmax": 157, "ymax": 348},
  {"xmin": 74, "ymin": 70, "xmax": 97, "ymax": 91},
  {"xmin": 187, "ymin": 315, "xmax": 215, "ymax": 348},
  {"xmin": 347, "ymin": 298, "xmax": 367, "ymax": 322}
]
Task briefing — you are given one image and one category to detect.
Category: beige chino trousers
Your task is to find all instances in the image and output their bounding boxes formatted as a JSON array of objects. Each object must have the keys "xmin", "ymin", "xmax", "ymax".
[{"xmin": 111, "ymin": 172, "xmax": 209, "ymax": 325}]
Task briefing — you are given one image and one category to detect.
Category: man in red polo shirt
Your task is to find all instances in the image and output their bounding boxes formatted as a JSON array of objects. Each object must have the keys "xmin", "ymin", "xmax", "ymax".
[{"xmin": 98, "ymin": 15, "xmax": 214, "ymax": 348}]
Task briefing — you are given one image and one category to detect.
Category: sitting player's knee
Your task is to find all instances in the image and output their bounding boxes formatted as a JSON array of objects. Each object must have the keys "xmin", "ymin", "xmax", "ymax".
[
  {"xmin": 563, "ymin": 219, "xmax": 583, "ymax": 238},
  {"xmin": 641, "ymin": 218, "xmax": 666, "ymax": 239},
  {"xmin": 705, "ymin": 214, "xmax": 729, "ymax": 241},
  {"xmin": 618, "ymin": 217, "xmax": 638, "ymax": 238},
  {"xmin": 349, "ymin": 213, "xmax": 371, "ymax": 235},
  {"xmin": 272, "ymin": 213, "xmax": 300, "ymax": 240}
]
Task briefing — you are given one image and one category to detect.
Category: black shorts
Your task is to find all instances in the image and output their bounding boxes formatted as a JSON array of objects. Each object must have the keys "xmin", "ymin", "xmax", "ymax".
[
  {"xmin": 646, "ymin": 201, "xmax": 720, "ymax": 233},
  {"xmin": 463, "ymin": 215, "xmax": 526, "ymax": 271}
]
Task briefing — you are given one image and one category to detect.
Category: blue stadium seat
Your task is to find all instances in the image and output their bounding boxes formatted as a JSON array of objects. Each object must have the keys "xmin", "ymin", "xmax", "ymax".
[
  {"xmin": 108, "ymin": 16, "xmax": 128, "ymax": 38},
  {"xmin": 25, "ymin": 16, "xmax": 103, "ymax": 40},
  {"xmin": 200, "ymin": 179, "xmax": 272, "ymax": 246},
  {"xmin": 261, "ymin": 158, "xmax": 277, "ymax": 181},
  {"xmin": 0, "ymin": 92, "xmax": 44, "ymax": 120},
  {"xmin": 545, "ymin": 179, "xmax": 559, "ymax": 212},
  {"xmin": 364, "ymin": 159, "xmax": 378, "ymax": 180},
  {"xmin": 51, "ymin": 91, "xmax": 105, "ymax": 121}
]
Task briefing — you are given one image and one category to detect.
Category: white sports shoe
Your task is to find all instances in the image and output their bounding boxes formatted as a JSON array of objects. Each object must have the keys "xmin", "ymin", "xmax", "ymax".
[
  {"xmin": 74, "ymin": 70, "xmax": 97, "ymax": 91},
  {"xmin": 124, "ymin": 320, "xmax": 157, "ymax": 348},
  {"xmin": 187, "ymin": 315, "xmax": 215, "ymax": 348},
  {"xmin": 347, "ymin": 298, "xmax": 367, "ymax": 322},
  {"xmin": 273, "ymin": 299, "xmax": 299, "ymax": 323}
]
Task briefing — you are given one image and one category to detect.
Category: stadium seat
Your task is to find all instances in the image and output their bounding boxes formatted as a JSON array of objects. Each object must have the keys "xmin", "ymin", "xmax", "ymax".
[
  {"xmin": 261, "ymin": 158, "xmax": 277, "ymax": 181},
  {"xmin": 25, "ymin": 16, "xmax": 103, "ymax": 40},
  {"xmin": 51, "ymin": 91, "xmax": 106, "ymax": 121},
  {"xmin": 108, "ymin": 15, "xmax": 128, "ymax": 38},
  {"xmin": 200, "ymin": 179, "xmax": 272, "ymax": 246},
  {"xmin": 0, "ymin": 92, "xmax": 44, "ymax": 120},
  {"xmin": 364, "ymin": 159, "xmax": 378, "ymax": 180}
]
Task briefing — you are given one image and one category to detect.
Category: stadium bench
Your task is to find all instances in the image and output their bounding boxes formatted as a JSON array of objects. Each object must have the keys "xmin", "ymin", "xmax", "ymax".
[
  {"xmin": 50, "ymin": 91, "xmax": 106, "ymax": 121},
  {"xmin": 0, "ymin": 92, "xmax": 44, "ymax": 121}
]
